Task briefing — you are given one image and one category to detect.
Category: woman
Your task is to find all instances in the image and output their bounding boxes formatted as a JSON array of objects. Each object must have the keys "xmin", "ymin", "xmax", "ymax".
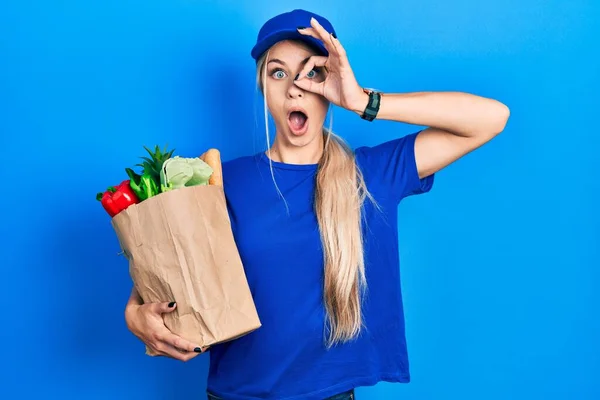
[{"xmin": 124, "ymin": 9, "xmax": 509, "ymax": 400}]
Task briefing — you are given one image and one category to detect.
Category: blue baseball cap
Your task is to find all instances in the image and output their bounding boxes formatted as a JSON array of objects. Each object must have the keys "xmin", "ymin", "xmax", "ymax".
[{"xmin": 251, "ymin": 9, "xmax": 336, "ymax": 62}]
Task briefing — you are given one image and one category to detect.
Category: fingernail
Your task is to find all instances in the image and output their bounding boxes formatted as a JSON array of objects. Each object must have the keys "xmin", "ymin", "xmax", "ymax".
[
  {"xmin": 194, "ymin": 347, "xmax": 202, "ymax": 352},
  {"xmin": 332, "ymin": 32, "xmax": 337, "ymax": 39},
  {"xmin": 294, "ymin": 74, "xmax": 299, "ymax": 81},
  {"xmin": 297, "ymin": 26, "xmax": 306, "ymax": 30},
  {"xmin": 168, "ymin": 301, "xmax": 176, "ymax": 308}
]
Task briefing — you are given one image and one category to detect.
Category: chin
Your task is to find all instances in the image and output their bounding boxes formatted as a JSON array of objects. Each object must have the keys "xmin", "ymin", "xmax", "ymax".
[{"xmin": 284, "ymin": 125, "xmax": 322, "ymax": 148}]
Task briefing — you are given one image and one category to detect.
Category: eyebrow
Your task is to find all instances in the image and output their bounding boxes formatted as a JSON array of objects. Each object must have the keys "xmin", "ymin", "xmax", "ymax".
[{"xmin": 267, "ymin": 56, "xmax": 312, "ymax": 68}]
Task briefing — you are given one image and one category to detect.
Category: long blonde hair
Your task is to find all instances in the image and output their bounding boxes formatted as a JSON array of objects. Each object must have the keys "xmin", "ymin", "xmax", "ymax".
[{"xmin": 256, "ymin": 48, "xmax": 378, "ymax": 347}]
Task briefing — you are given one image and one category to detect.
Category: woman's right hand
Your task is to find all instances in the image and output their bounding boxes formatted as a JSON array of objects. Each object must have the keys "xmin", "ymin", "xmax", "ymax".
[{"xmin": 125, "ymin": 301, "xmax": 207, "ymax": 361}]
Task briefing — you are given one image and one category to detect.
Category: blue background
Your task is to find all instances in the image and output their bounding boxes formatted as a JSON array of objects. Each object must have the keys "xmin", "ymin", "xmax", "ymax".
[{"xmin": 2, "ymin": 0, "xmax": 598, "ymax": 399}]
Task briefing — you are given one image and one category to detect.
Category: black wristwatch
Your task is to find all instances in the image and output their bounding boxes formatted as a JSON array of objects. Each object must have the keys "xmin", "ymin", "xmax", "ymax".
[{"xmin": 360, "ymin": 88, "xmax": 382, "ymax": 122}]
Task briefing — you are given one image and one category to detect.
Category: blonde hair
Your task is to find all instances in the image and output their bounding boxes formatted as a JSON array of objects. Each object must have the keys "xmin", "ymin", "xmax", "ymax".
[{"xmin": 256, "ymin": 48, "xmax": 378, "ymax": 347}]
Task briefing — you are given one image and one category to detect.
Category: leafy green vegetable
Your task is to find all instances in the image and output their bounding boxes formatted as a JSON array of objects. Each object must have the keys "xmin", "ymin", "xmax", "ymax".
[
  {"xmin": 160, "ymin": 156, "xmax": 213, "ymax": 192},
  {"xmin": 126, "ymin": 167, "xmax": 160, "ymax": 200}
]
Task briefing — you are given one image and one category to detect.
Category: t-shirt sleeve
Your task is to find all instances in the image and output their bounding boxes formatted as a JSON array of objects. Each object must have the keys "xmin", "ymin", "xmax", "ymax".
[{"xmin": 355, "ymin": 130, "xmax": 434, "ymax": 203}]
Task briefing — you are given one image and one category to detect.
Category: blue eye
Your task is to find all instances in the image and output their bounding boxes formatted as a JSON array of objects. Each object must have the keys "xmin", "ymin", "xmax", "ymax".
[
  {"xmin": 272, "ymin": 70, "xmax": 286, "ymax": 79},
  {"xmin": 307, "ymin": 69, "xmax": 317, "ymax": 78}
]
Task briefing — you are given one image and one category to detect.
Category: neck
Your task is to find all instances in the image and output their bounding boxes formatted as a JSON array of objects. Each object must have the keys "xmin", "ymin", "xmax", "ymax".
[{"xmin": 268, "ymin": 132, "xmax": 324, "ymax": 165}]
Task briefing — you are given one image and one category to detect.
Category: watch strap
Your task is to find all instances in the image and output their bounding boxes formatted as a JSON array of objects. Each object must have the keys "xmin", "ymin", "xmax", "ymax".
[{"xmin": 360, "ymin": 88, "xmax": 381, "ymax": 122}]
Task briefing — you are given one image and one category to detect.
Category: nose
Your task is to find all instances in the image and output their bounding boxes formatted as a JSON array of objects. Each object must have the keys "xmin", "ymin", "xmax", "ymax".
[{"xmin": 287, "ymin": 77, "xmax": 304, "ymax": 99}]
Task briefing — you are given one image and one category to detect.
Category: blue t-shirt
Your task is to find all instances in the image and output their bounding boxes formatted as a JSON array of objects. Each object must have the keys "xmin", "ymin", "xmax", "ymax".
[{"xmin": 207, "ymin": 131, "xmax": 434, "ymax": 400}]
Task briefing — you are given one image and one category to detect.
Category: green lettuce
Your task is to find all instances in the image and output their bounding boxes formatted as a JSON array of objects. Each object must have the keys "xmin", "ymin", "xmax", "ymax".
[{"xmin": 160, "ymin": 156, "xmax": 213, "ymax": 192}]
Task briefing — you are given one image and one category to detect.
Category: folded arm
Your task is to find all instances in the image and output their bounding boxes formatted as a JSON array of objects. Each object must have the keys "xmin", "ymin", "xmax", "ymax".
[{"xmin": 352, "ymin": 91, "xmax": 510, "ymax": 178}]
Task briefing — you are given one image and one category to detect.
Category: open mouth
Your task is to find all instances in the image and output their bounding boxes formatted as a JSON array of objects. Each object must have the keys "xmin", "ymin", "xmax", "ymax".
[{"xmin": 287, "ymin": 108, "xmax": 309, "ymax": 135}]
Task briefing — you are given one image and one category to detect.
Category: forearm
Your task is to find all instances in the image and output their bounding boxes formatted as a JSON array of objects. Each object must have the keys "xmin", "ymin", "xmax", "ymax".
[{"xmin": 352, "ymin": 91, "xmax": 509, "ymax": 138}]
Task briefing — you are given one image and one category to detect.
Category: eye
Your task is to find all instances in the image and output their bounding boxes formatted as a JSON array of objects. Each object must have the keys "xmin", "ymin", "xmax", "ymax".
[
  {"xmin": 306, "ymin": 69, "xmax": 317, "ymax": 78},
  {"xmin": 271, "ymin": 69, "xmax": 287, "ymax": 79}
]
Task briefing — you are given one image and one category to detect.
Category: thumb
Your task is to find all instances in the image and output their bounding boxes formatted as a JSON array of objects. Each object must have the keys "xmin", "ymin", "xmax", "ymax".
[{"xmin": 154, "ymin": 301, "xmax": 177, "ymax": 314}]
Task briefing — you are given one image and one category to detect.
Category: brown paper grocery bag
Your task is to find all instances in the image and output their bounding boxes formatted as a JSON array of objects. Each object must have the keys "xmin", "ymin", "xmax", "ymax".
[{"xmin": 111, "ymin": 184, "xmax": 261, "ymax": 355}]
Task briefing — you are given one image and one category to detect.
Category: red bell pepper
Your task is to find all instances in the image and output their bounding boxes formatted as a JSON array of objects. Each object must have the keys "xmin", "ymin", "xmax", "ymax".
[{"xmin": 96, "ymin": 179, "xmax": 140, "ymax": 217}]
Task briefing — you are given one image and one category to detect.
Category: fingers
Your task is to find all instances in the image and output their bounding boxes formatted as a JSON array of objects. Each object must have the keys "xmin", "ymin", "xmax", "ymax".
[
  {"xmin": 152, "ymin": 300, "xmax": 177, "ymax": 315},
  {"xmin": 294, "ymin": 55, "xmax": 327, "ymax": 95},
  {"xmin": 294, "ymin": 77, "xmax": 325, "ymax": 96},
  {"xmin": 151, "ymin": 329, "xmax": 209, "ymax": 361},
  {"xmin": 296, "ymin": 56, "xmax": 328, "ymax": 82},
  {"xmin": 297, "ymin": 27, "xmax": 336, "ymax": 56},
  {"xmin": 157, "ymin": 342, "xmax": 208, "ymax": 362},
  {"xmin": 142, "ymin": 301, "xmax": 209, "ymax": 362},
  {"xmin": 162, "ymin": 331, "xmax": 205, "ymax": 354},
  {"xmin": 153, "ymin": 341, "xmax": 200, "ymax": 362},
  {"xmin": 149, "ymin": 306, "xmax": 206, "ymax": 354},
  {"xmin": 297, "ymin": 27, "xmax": 319, "ymax": 39},
  {"xmin": 298, "ymin": 18, "xmax": 339, "ymax": 55}
]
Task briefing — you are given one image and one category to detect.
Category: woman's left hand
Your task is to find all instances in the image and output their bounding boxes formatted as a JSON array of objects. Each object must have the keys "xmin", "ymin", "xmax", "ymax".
[{"xmin": 295, "ymin": 17, "xmax": 368, "ymax": 113}]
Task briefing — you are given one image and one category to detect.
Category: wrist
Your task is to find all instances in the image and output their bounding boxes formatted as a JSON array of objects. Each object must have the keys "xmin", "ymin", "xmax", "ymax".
[
  {"xmin": 356, "ymin": 88, "xmax": 383, "ymax": 121},
  {"xmin": 125, "ymin": 288, "xmax": 142, "ymax": 318},
  {"xmin": 349, "ymin": 90, "xmax": 370, "ymax": 115},
  {"xmin": 125, "ymin": 300, "xmax": 140, "ymax": 315},
  {"xmin": 124, "ymin": 301, "xmax": 142, "ymax": 328}
]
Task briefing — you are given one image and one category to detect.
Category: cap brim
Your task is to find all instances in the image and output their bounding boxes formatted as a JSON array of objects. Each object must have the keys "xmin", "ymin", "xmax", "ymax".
[{"xmin": 251, "ymin": 29, "xmax": 328, "ymax": 61}]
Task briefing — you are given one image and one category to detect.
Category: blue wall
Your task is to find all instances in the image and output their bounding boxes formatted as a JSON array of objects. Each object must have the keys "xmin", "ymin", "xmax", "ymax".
[{"xmin": 2, "ymin": 0, "xmax": 598, "ymax": 399}]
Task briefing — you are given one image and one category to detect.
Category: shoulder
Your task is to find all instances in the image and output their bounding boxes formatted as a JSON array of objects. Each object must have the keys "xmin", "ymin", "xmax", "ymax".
[
  {"xmin": 352, "ymin": 130, "xmax": 434, "ymax": 202},
  {"xmin": 222, "ymin": 153, "xmax": 261, "ymax": 176},
  {"xmin": 354, "ymin": 130, "xmax": 421, "ymax": 167},
  {"xmin": 221, "ymin": 152, "xmax": 265, "ymax": 192}
]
